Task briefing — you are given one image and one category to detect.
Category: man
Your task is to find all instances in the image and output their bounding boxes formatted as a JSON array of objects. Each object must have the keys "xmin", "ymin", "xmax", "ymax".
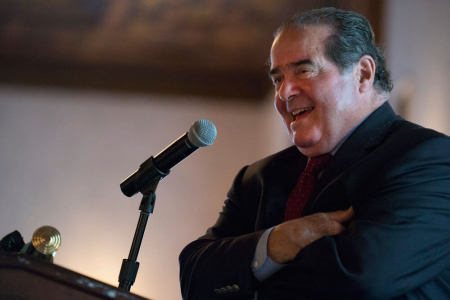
[{"xmin": 179, "ymin": 7, "xmax": 450, "ymax": 299}]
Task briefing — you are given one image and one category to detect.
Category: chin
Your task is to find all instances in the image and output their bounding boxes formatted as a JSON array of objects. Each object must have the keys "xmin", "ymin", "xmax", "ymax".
[
  {"xmin": 293, "ymin": 139, "xmax": 326, "ymax": 157},
  {"xmin": 294, "ymin": 143, "xmax": 316, "ymax": 156},
  {"xmin": 296, "ymin": 147, "xmax": 318, "ymax": 157},
  {"xmin": 291, "ymin": 130, "xmax": 325, "ymax": 156},
  {"xmin": 293, "ymin": 135, "xmax": 317, "ymax": 148}
]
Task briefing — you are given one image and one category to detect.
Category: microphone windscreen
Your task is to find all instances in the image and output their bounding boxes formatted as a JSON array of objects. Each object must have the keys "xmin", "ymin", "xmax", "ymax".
[{"xmin": 187, "ymin": 119, "xmax": 217, "ymax": 147}]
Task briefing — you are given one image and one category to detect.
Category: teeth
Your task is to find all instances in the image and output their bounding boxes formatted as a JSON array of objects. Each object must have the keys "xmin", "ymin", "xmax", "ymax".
[{"xmin": 292, "ymin": 106, "xmax": 314, "ymax": 117}]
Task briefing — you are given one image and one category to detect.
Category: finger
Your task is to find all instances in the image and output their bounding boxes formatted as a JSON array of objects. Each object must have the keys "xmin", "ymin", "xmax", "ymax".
[{"xmin": 327, "ymin": 206, "xmax": 354, "ymax": 223}]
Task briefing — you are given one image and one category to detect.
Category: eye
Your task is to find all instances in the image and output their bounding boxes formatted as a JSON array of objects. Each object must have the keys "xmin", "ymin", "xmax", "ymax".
[
  {"xmin": 271, "ymin": 76, "xmax": 283, "ymax": 86},
  {"xmin": 295, "ymin": 65, "xmax": 317, "ymax": 78},
  {"xmin": 296, "ymin": 66, "xmax": 311, "ymax": 74}
]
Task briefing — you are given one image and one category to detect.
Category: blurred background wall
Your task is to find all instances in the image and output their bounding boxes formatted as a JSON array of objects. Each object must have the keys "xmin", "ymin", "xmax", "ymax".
[
  {"xmin": 385, "ymin": 0, "xmax": 450, "ymax": 134},
  {"xmin": 0, "ymin": 0, "xmax": 449, "ymax": 299},
  {"xmin": 0, "ymin": 86, "xmax": 286, "ymax": 299}
]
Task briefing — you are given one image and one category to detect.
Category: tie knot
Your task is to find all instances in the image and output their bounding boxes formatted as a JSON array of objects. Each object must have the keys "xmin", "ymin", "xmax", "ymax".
[{"xmin": 304, "ymin": 154, "xmax": 332, "ymax": 174}]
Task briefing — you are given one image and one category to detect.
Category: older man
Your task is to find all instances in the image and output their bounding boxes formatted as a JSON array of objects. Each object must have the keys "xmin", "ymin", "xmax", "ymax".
[{"xmin": 179, "ymin": 7, "xmax": 450, "ymax": 299}]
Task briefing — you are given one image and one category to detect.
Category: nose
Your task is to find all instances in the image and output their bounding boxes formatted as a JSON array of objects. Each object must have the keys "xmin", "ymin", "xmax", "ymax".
[{"xmin": 278, "ymin": 75, "xmax": 299, "ymax": 102}]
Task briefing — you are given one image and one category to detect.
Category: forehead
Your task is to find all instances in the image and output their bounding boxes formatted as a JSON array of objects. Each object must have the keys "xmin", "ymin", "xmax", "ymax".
[{"xmin": 270, "ymin": 25, "xmax": 333, "ymax": 69}]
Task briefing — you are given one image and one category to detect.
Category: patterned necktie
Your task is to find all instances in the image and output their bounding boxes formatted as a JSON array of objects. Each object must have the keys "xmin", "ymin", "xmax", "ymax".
[{"xmin": 284, "ymin": 154, "xmax": 332, "ymax": 221}]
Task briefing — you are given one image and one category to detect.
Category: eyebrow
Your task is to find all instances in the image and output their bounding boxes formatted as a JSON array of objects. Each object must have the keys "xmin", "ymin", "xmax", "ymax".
[{"xmin": 268, "ymin": 59, "xmax": 314, "ymax": 77}]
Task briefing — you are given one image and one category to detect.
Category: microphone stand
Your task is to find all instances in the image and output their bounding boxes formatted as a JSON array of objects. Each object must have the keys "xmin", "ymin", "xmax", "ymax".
[{"xmin": 118, "ymin": 157, "xmax": 168, "ymax": 292}]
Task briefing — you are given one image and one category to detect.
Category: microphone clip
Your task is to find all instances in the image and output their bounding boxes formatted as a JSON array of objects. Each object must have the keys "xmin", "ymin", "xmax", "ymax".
[{"xmin": 120, "ymin": 156, "xmax": 169, "ymax": 197}]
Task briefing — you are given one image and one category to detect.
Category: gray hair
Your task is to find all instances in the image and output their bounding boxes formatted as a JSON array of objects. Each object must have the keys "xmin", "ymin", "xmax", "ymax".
[{"xmin": 275, "ymin": 7, "xmax": 393, "ymax": 93}]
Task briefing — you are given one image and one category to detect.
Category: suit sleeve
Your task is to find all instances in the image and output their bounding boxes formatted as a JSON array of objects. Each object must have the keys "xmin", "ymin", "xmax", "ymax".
[
  {"xmin": 179, "ymin": 166, "xmax": 264, "ymax": 299},
  {"xmin": 264, "ymin": 136, "xmax": 450, "ymax": 299}
]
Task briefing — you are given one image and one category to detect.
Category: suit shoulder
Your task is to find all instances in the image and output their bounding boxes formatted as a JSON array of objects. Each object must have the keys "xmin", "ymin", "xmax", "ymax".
[
  {"xmin": 389, "ymin": 119, "xmax": 450, "ymax": 149},
  {"xmin": 371, "ymin": 119, "xmax": 450, "ymax": 174}
]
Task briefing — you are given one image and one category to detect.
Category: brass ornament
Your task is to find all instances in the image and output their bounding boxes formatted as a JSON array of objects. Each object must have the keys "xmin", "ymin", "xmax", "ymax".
[{"xmin": 31, "ymin": 226, "xmax": 61, "ymax": 255}]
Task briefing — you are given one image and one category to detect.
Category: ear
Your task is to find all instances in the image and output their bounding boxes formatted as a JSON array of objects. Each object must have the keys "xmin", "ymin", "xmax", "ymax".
[{"xmin": 355, "ymin": 55, "xmax": 376, "ymax": 94}]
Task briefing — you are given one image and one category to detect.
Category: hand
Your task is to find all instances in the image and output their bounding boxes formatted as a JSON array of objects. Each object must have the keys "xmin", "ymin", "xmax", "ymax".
[{"xmin": 267, "ymin": 207, "xmax": 354, "ymax": 264}]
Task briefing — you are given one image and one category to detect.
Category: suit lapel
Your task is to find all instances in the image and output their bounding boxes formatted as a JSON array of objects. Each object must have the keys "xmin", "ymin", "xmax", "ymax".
[{"xmin": 259, "ymin": 146, "xmax": 306, "ymax": 229}]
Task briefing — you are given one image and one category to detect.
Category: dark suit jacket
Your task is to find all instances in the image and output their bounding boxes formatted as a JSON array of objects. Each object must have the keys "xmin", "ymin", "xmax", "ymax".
[{"xmin": 179, "ymin": 102, "xmax": 450, "ymax": 299}]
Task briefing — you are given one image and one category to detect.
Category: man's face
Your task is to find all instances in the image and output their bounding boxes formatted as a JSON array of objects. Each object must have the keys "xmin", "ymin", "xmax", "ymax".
[{"xmin": 270, "ymin": 26, "xmax": 367, "ymax": 157}]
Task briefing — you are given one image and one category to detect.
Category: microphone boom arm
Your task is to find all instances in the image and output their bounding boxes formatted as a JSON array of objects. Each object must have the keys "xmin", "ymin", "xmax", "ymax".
[{"xmin": 118, "ymin": 174, "xmax": 161, "ymax": 292}]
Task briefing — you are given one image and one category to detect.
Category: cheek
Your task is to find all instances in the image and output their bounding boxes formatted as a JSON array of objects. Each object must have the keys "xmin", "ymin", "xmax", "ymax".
[
  {"xmin": 274, "ymin": 97, "xmax": 286, "ymax": 117},
  {"xmin": 274, "ymin": 97, "xmax": 292, "ymax": 130},
  {"xmin": 314, "ymin": 76, "xmax": 352, "ymax": 114},
  {"xmin": 333, "ymin": 75, "xmax": 358, "ymax": 108}
]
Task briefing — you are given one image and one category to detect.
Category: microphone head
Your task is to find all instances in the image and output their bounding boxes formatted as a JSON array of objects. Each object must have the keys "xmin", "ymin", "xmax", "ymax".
[{"xmin": 187, "ymin": 119, "xmax": 217, "ymax": 147}]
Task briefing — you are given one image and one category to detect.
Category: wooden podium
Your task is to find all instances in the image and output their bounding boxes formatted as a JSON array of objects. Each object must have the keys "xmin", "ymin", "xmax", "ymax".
[{"xmin": 0, "ymin": 253, "xmax": 150, "ymax": 300}]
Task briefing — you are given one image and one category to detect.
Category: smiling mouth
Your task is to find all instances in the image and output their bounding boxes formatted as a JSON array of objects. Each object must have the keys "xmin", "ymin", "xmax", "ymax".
[{"xmin": 291, "ymin": 106, "xmax": 314, "ymax": 120}]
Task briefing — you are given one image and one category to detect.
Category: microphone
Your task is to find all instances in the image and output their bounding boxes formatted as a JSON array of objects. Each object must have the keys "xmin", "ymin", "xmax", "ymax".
[{"xmin": 120, "ymin": 119, "xmax": 217, "ymax": 197}]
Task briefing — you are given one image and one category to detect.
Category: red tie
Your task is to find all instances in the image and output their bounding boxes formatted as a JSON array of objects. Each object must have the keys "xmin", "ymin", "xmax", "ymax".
[{"xmin": 284, "ymin": 154, "xmax": 332, "ymax": 221}]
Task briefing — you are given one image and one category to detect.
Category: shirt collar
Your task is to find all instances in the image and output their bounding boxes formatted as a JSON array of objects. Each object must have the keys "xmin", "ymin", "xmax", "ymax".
[{"xmin": 330, "ymin": 116, "xmax": 368, "ymax": 156}]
